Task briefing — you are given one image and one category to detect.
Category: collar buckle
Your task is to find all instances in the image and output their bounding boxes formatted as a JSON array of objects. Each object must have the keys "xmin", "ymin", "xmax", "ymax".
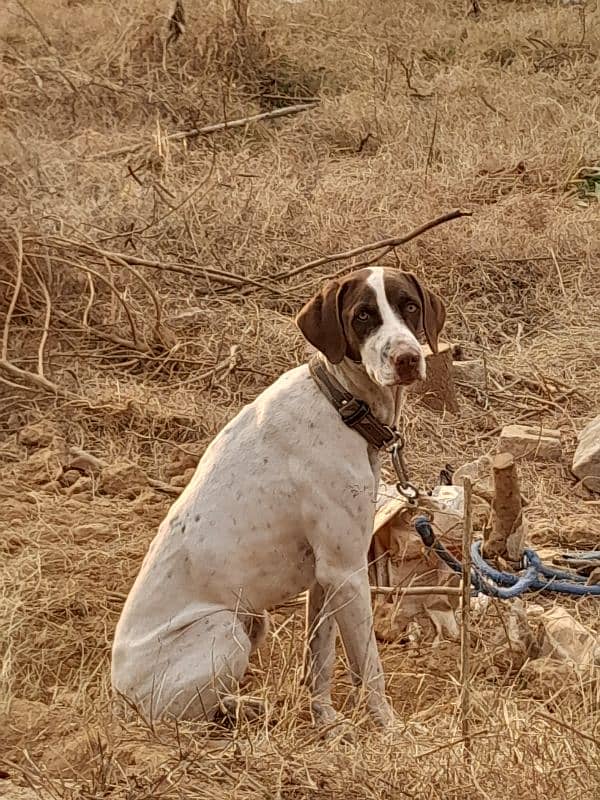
[{"xmin": 339, "ymin": 397, "xmax": 370, "ymax": 427}]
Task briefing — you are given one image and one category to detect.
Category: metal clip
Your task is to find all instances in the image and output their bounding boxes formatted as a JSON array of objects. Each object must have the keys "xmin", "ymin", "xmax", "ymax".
[{"xmin": 389, "ymin": 438, "xmax": 420, "ymax": 505}]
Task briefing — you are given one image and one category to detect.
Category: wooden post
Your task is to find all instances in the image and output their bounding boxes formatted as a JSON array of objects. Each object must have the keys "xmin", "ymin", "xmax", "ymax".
[
  {"xmin": 412, "ymin": 342, "xmax": 459, "ymax": 414},
  {"xmin": 485, "ymin": 452, "xmax": 525, "ymax": 564},
  {"xmin": 460, "ymin": 477, "xmax": 473, "ymax": 762}
]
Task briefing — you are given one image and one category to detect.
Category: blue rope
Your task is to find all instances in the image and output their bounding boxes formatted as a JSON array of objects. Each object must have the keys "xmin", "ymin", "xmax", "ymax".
[{"xmin": 413, "ymin": 516, "xmax": 600, "ymax": 598}]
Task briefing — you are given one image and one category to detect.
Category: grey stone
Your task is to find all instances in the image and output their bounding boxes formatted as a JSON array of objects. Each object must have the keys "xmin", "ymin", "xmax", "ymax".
[{"xmin": 573, "ymin": 415, "xmax": 600, "ymax": 493}]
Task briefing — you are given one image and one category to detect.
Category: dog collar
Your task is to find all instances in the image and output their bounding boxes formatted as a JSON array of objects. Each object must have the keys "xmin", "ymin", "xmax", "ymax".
[{"xmin": 308, "ymin": 356, "xmax": 399, "ymax": 451}]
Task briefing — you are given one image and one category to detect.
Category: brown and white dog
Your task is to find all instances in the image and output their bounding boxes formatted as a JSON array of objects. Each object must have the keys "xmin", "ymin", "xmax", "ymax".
[{"xmin": 111, "ymin": 266, "xmax": 445, "ymax": 728}]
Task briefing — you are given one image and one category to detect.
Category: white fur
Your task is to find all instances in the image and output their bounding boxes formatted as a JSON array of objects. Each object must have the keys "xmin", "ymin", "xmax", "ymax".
[
  {"xmin": 360, "ymin": 268, "xmax": 425, "ymax": 386},
  {"xmin": 111, "ymin": 363, "xmax": 397, "ymax": 727}
]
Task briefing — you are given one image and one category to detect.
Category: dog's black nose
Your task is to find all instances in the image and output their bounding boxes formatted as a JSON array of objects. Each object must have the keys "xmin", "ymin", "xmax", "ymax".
[{"xmin": 394, "ymin": 352, "xmax": 420, "ymax": 373}]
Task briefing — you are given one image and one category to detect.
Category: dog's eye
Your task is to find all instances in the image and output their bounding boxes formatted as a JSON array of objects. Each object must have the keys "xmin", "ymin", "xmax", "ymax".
[
  {"xmin": 355, "ymin": 310, "xmax": 370, "ymax": 322},
  {"xmin": 405, "ymin": 302, "xmax": 419, "ymax": 314}
]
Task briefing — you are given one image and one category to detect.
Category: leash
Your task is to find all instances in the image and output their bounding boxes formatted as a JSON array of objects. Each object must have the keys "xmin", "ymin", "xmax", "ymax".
[
  {"xmin": 414, "ymin": 516, "xmax": 600, "ymax": 598},
  {"xmin": 307, "ymin": 359, "xmax": 600, "ymax": 598}
]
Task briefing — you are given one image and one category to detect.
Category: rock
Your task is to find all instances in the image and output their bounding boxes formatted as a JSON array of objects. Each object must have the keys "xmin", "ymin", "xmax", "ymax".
[
  {"xmin": 60, "ymin": 469, "xmax": 82, "ymax": 487},
  {"xmin": 67, "ymin": 448, "xmax": 104, "ymax": 475},
  {"xmin": 66, "ymin": 475, "xmax": 93, "ymax": 496},
  {"xmin": 536, "ymin": 606, "xmax": 600, "ymax": 667},
  {"xmin": 452, "ymin": 359, "xmax": 486, "ymax": 388},
  {"xmin": 18, "ymin": 447, "xmax": 66, "ymax": 485},
  {"xmin": 169, "ymin": 466, "xmax": 196, "ymax": 488},
  {"xmin": 572, "ymin": 414, "xmax": 600, "ymax": 492},
  {"xmin": 498, "ymin": 424, "xmax": 562, "ymax": 461},
  {"xmin": 164, "ymin": 451, "xmax": 200, "ymax": 480},
  {"xmin": 519, "ymin": 657, "xmax": 581, "ymax": 702},
  {"xmin": 17, "ymin": 420, "xmax": 61, "ymax": 449},
  {"xmin": 0, "ymin": 698, "xmax": 53, "ymax": 733},
  {"xmin": 371, "ymin": 487, "xmax": 461, "ymax": 643},
  {"xmin": 453, "ymin": 454, "xmax": 494, "ymax": 500},
  {"xmin": 98, "ymin": 462, "xmax": 148, "ymax": 498}
]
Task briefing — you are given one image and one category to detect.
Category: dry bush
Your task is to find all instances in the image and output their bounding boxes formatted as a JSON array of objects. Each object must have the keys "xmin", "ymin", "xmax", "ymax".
[{"xmin": 1, "ymin": 0, "xmax": 600, "ymax": 797}]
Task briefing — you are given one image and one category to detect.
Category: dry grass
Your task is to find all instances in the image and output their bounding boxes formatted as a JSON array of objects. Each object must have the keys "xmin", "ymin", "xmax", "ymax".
[{"xmin": 1, "ymin": 0, "xmax": 600, "ymax": 796}]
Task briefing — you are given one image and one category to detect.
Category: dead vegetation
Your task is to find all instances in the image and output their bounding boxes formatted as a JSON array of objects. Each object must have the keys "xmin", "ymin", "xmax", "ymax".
[{"xmin": 1, "ymin": 0, "xmax": 600, "ymax": 797}]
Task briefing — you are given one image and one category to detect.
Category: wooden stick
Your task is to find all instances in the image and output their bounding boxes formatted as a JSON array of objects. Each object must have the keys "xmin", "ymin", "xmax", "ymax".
[
  {"xmin": 94, "ymin": 103, "xmax": 319, "ymax": 159},
  {"xmin": 460, "ymin": 477, "xmax": 473, "ymax": 763},
  {"xmin": 277, "ymin": 585, "xmax": 462, "ymax": 609},
  {"xmin": 486, "ymin": 452, "xmax": 525, "ymax": 563},
  {"xmin": 274, "ymin": 209, "xmax": 472, "ymax": 280},
  {"xmin": 371, "ymin": 584, "xmax": 462, "ymax": 597}
]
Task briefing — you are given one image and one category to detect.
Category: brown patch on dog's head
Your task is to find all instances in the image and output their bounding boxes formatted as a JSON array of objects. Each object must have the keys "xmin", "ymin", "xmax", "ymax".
[
  {"xmin": 295, "ymin": 269, "xmax": 375, "ymax": 364},
  {"xmin": 296, "ymin": 268, "xmax": 446, "ymax": 365},
  {"xmin": 400, "ymin": 272, "xmax": 446, "ymax": 354}
]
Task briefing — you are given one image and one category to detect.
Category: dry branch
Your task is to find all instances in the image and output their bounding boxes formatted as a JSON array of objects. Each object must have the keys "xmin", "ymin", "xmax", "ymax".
[
  {"xmin": 0, "ymin": 357, "xmax": 73, "ymax": 398},
  {"xmin": 30, "ymin": 236, "xmax": 285, "ymax": 296},
  {"xmin": 2, "ymin": 234, "xmax": 23, "ymax": 361},
  {"xmin": 277, "ymin": 209, "xmax": 472, "ymax": 280},
  {"xmin": 280, "ymin": 585, "xmax": 463, "ymax": 609},
  {"xmin": 94, "ymin": 103, "xmax": 319, "ymax": 159}
]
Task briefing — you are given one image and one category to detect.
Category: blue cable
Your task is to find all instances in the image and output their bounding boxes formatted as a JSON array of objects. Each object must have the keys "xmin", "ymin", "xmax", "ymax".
[{"xmin": 413, "ymin": 516, "xmax": 600, "ymax": 598}]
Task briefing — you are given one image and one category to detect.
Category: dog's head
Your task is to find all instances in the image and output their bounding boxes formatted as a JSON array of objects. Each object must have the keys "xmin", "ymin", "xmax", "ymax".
[{"xmin": 296, "ymin": 267, "xmax": 445, "ymax": 387}]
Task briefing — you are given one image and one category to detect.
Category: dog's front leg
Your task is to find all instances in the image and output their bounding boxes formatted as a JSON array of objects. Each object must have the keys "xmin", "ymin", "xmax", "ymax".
[
  {"xmin": 304, "ymin": 582, "xmax": 338, "ymax": 726},
  {"xmin": 314, "ymin": 558, "xmax": 396, "ymax": 728}
]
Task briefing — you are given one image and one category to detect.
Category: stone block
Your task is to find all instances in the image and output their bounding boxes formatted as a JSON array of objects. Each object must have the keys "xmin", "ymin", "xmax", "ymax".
[
  {"xmin": 498, "ymin": 424, "xmax": 562, "ymax": 461},
  {"xmin": 572, "ymin": 414, "xmax": 600, "ymax": 493}
]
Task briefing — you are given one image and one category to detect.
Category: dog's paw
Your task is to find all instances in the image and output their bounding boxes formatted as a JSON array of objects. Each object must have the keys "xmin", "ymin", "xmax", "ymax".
[
  {"xmin": 311, "ymin": 702, "xmax": 356, "ymax": 744},
  {"xmin": 369, "ymin": 701, "xmax": 400, "ymax": 730}
]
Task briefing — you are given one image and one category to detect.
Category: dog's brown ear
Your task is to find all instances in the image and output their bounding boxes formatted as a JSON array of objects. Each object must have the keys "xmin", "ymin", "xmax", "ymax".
[
  {"xmin": 295, "ymin": 280, "xmax": 347, "ymax": 364},
  {"xmin": 406, "ymin": 273, "xmax": 446, "ymax": 354}
]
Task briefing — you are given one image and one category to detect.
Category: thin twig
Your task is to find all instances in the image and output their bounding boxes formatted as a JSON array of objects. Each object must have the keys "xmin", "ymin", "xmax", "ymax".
[
  {"xmin": 94, "ymin": 103, "xmax": 319, "ymax": 159},
  {"xmin": 461, "ymin": 477, "xmax": 473, "ymax": 763},
  {"xmin": 0, "ymin": 357, "xmax": 71, "ymax": 397},
  {"xmin": 424, "ymin": 106, "xmax": 439, "ymax": 179},
  {"xmin": 30, "ymin": 259, "xmax": 52, "ymax": 379},
  {"xmin": 275, "ymin": 209, "xmax": 472, "ymax": 281},
  {"xmin": 98, "ymin": 250, "xmax": 164, "ymax": 338},
  {"xmin": 82, "ymin": 272, "xmax": 95, "ymax": 328},
  {"xmin": 535, "ymin": 709, "xmax": 600, "ymax": 747},
  {"xmin": 2, "ymin": 234, "xmax": 23, "ymax": 361},
  {"xmin": 550, "ymin": 247, "xmax": 567, "ymax": 298},
  {"xmin": 398, "ymin": 57, "xmax": 432, "ymax": 99}
]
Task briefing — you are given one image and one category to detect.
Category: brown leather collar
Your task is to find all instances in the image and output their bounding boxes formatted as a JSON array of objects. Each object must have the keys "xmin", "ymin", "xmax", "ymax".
[{"xmin": 308, "ymin": 356, "xmax": 399, "ymax": 451}]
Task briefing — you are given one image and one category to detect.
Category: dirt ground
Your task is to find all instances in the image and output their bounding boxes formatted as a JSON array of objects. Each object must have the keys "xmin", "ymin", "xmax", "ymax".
[{"xmin": 1, "ymin": 0, "xmax": 600, "ymax": 797}]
